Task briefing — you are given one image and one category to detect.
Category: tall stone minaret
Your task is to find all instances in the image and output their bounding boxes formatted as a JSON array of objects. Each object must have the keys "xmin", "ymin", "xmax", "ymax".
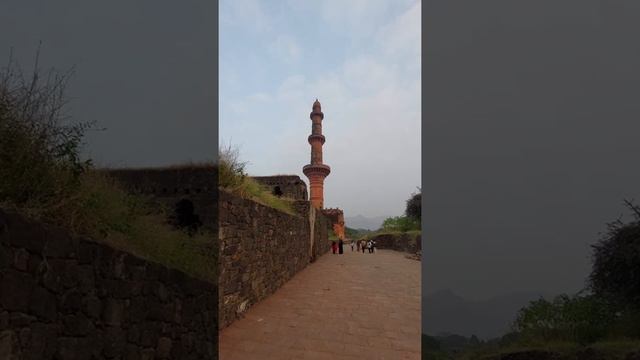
[{"xmin": 303, "ymin": 99, "xmax": 331, "ymax": 209}]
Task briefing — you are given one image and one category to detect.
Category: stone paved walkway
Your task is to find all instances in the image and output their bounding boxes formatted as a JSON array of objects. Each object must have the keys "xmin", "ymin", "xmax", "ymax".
[{"xmin": 219, "ymin": 249, "xmax": 421, "ymax": 359}]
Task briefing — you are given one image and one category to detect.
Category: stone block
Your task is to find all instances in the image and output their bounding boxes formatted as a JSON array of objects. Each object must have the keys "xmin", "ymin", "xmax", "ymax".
[
  {"xmin": 17, "ymin": 327, "xmax": 30, "ymax": 348},
  {"xmin": 156, "ymin": 337, "xmax": 172, "ymax": 359},
  {"xmin": 8, "ymin": 313, "xmax": 36, "ymax": 328},
  {"xmin": 124, "ymin": 343, "xmax": 141, "ymax": 360},
  {"xmin": 0, "ymin": 211, "xmax": 7, "ymax": 245},
  {"xmin": 4, "ymin": 213, "xmax": 46, "ymax": 253},
  {"xmin": 140, "ymin": 348, "xmax": 155, "ymax": 360},
  {"xmin": 0, "ymin": 270, "xmax": 35, "ymax": 311},
  {"xmin": 102, "ymin": 298, "xmax": 124, "ymax": 326},
  {"xmin": 28, "ymin": 286, "xmax": 58, "ymax": 322},
  {"xmin": 102, "ymin": 326, "xmax": 127, "ymax": 358},
  {"xmin": 73, "ymin": 265, "xmax": 93, "ymax": 294},
  {"xmin": 23, "ymin": 323, "xmax": 58, "ymax": 360},
  {"xmin": 41, "ymin": 259, "xmax": 78, "ymax": 293},
  {"xmin": 83, "ymin": 295, "xmax": 102, "ymax": 320},
  {"xmin": 140, "ymin": 326, "xmax": 159, "ymax": 348},
  {"xmin": 128, "ymin": 297, "xmax": 149, "ymax": 323},
  {"xmin": 127, "ymin": 324, "xmax": 141, "ymax": 344},
  {"xmin": 0, "ymin": 244, "xmax": 9, "ymax": 270},
  {"xmin": 147, "ymin": 301, "xmax": 174, "ymax": 323},
  {"xmin": 77, "ymin": 239, "xmax": 100, "ymax": 264},
  {"xmin": 55, "ymin": 337, "xmax": 92, "ymax": 360},
  {"xmin": 0, "ymin": 312, "xmax": 7, "ymax": 331},
  {"xmin": 26, "ymin": 252, "xmax": 42, "ymax": 275},
  {"xmin": 42, "ymin": 225, "xmax": 78, "ymax": 258},
  {"xmin": 101, "ymin": 279, "xmax": 142, "ymax": 299},
  {"xmin": 12, "ymin": 248, "xmax": 29, "ymax": 271},
  {"xmin": 60, "ymin": 288, "xmax": 82, "ymax": 313},
  {"xmin": 0, "ymin": 330, "xmax": 21, "ymax": 360},
  {"xmin": 62, "ymin": 313, "xmax": 90, "ymax": 336}
]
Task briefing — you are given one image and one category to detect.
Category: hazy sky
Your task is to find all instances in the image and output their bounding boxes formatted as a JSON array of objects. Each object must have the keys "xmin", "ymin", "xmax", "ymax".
[
  {"xmin": 0, "ymin": 0, "xmax": 217, "ymax": 168},
  {"xmin": 219, "ymin": 0, "xmax": 421, "ymax": 218},
  {"xmin": 424, "ymin": 0, "xmax": 640, "ymax": 301}
]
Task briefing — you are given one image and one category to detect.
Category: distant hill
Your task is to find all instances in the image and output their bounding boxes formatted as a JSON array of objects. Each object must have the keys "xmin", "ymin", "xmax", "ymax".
[
  {"xmin": 345, "ymin": 214, "xmax": 387, "ymax": 230},
  {"xmin": 344, "ymin": 227, "xmax": 373, "ymax": 239},
  {"xmin": 423, "ymin": 289, "xmax": 549, "ymax": 340}
]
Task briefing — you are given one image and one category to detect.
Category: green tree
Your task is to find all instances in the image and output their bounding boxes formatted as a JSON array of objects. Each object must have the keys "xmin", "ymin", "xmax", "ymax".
[
  {"xmin": 405, "ymin": 187, "xmax": 421, "ymax": 221},
  {"xmin": 0, "ymin": 49, "xmax": 93, "ymax": 217},
  {"xmin": 381, "ymin": 216, "xmax": 420, "ymax": 232},
  {"xmin": 589, "ymin": 200, "xmax": 640, "ymax": 310},
  {"xmin": 513, "ymin": 294, "xmax": 614, "ymax": 345}
]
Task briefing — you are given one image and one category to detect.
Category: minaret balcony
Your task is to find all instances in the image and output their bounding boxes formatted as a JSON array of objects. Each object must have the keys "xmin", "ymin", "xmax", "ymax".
[
  {"xmin": 303, "ymin": 164, "xmax": 331, "ymax": 177},
  {"xmin": 309, "ymin": 111, "xmax": 324, "ymax": 120},
  {"xmin": 307, "ymin": 134, "xmax": 326, "ymax": 145}
]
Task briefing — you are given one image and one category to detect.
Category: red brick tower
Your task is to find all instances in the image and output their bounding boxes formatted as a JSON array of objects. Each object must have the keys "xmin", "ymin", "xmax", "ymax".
[{"xmin": 303, "ymin": 99, "xmax": 331, "ymax": 209}]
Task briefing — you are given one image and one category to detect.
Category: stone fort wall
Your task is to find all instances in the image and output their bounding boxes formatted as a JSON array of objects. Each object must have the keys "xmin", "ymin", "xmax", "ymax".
[
  {"xmin": 104, "ymin": 167, "xmax": 331, "ymax": 329},
  {"xmin": 0, "ymin": 209, "xmax": 217, "ymax": 359},
  {"xmin": 251, "ymin": 175, "xmax": 308, "ymax": 201},
  {"xmin": 369, "ymin": 232, "xmax": 422, "ymax": 254},
  {"xmin": 0, "ymin": 165, "xmax": 333, "ymax": 357},
  {"xmin": 218, "ymin": 190, "xmax": 331, "ymax": 329},
  {"xmin": 104, "ymin": 167, "xmax": 217, "ymax": 233}
]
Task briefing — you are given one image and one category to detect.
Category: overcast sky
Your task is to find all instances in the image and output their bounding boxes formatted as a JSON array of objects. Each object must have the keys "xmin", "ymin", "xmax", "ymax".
[
  {"xmin": 424, "ymin": 0, "xmax": 640, "ymax": 301},
  {"xmin": 219, "ymin": 0, "xmax": 421, "ymax": 219},
  {"xmin": 0, "ymin": 0, "xmax": 217, "ymax": 168}
]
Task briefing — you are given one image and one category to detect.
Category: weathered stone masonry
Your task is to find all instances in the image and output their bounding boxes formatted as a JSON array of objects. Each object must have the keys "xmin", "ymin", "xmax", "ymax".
[
  {"xmin": 104, "ymin": 167, "xmax": 217, "ymax": 234},
  {"xmin": 218, "ymin": 190, "xmax": 330, "ymax": 329},
  {"xmin": 252, "ymin": 176, "xmax": 308, "ymax": 201},
  {"xmin": 369, "ymin": 233, "xmax": 422, "ymax": 254},
  {"xmin": 103, "ymin": 167, "xmax": 332, "ymax": 331},
  {"xmin": 0, "ymin": 210, "xmax": 217, "ymax": 359}
]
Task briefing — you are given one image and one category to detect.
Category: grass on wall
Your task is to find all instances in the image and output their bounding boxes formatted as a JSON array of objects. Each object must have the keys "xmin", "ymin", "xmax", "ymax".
[
  {"xmin": 79, "ymin": 172, "xmax": 216, "ymax": 283},
  {"xmin": 218, "ymin": 144, "xmax": 296, "ymax": 216},
  {"xmin": 0, "ymin": 55, "xmax": 216, "ymax": 283},
  {"xmin": 2, "ymin": 166, "xmax": 217, "ymax": 283}
]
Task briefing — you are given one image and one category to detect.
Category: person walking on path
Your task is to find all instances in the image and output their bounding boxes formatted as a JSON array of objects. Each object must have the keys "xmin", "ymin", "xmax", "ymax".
[
  {"xmin": 338, "ymin": 239, "xmax": 344, "ymax": 254},
  {"xmin": 371, "ymin": 239, "xmax": 376, "ymax": 253},
  {"xmin": 350, "ymin": 241, "xmax": 355, "ymax": 252},
  {"xmin": 332, "ymin": 241, "xmax": 338, "ymax": 254}
]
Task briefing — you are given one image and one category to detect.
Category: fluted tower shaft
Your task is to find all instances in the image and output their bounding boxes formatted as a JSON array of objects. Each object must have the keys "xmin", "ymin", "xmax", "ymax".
[{"xmin": 303, "ymin": 99, "xmax": 330, "ymax": 209}]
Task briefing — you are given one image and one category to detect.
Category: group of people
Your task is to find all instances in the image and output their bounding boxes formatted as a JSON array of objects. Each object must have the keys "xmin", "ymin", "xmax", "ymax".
[
  {"xmin": 356, "ymin": 239, "xmax": 376, "ymax": 253},
  {"xmin": 332, "ymin": 239, "xmax": 376, "ymax": 254}
]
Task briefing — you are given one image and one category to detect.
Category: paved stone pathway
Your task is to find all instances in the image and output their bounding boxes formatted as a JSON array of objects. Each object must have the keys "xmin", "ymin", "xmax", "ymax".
[{"xmin": 219, "ymin": 249, "xmax": 421, "ymax": 359}]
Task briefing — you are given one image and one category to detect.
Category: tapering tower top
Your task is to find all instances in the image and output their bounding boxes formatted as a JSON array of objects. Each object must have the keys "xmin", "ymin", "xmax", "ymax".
[{"xmin": 311, "ymin": 98, "xmax": 324, "ymax": 120}]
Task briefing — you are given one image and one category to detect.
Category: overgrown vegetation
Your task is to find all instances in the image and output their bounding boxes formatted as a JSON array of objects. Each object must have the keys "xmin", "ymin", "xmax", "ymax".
[
  {"xmin": 406, "ymin": 187, "xmax": 421, "ymax": 221},
  {"xmin": 512, "ymin": 293, "xmax": 617, "ymax": 345},
  {"xmin": 423, "ymin": 201, "xmax": 640, "ymax": 359},
  {"xmin": 364, "ymin": 189, "xmax": 422, "ymax": 237},
  {"xmin": 380, "ymin": 215, "xmax": 421, "ymax": 232},
  {"xmin": 0, "ymin": 51, "xmax": 215, "ymax": 282},
  {"xmin": 218, "ymin": 143, "xmax": 295, "ymax": 215},
  {"xmin": 590, "ymin": 200, "xmax": 640, "ymax": 313},
  {"xmin": 378, "ymin": 188, "xmax": 422, "ymax": 233},
  {"xmin": 504, "ymin": 201, "xmax": 640, "ymax": 347}
]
